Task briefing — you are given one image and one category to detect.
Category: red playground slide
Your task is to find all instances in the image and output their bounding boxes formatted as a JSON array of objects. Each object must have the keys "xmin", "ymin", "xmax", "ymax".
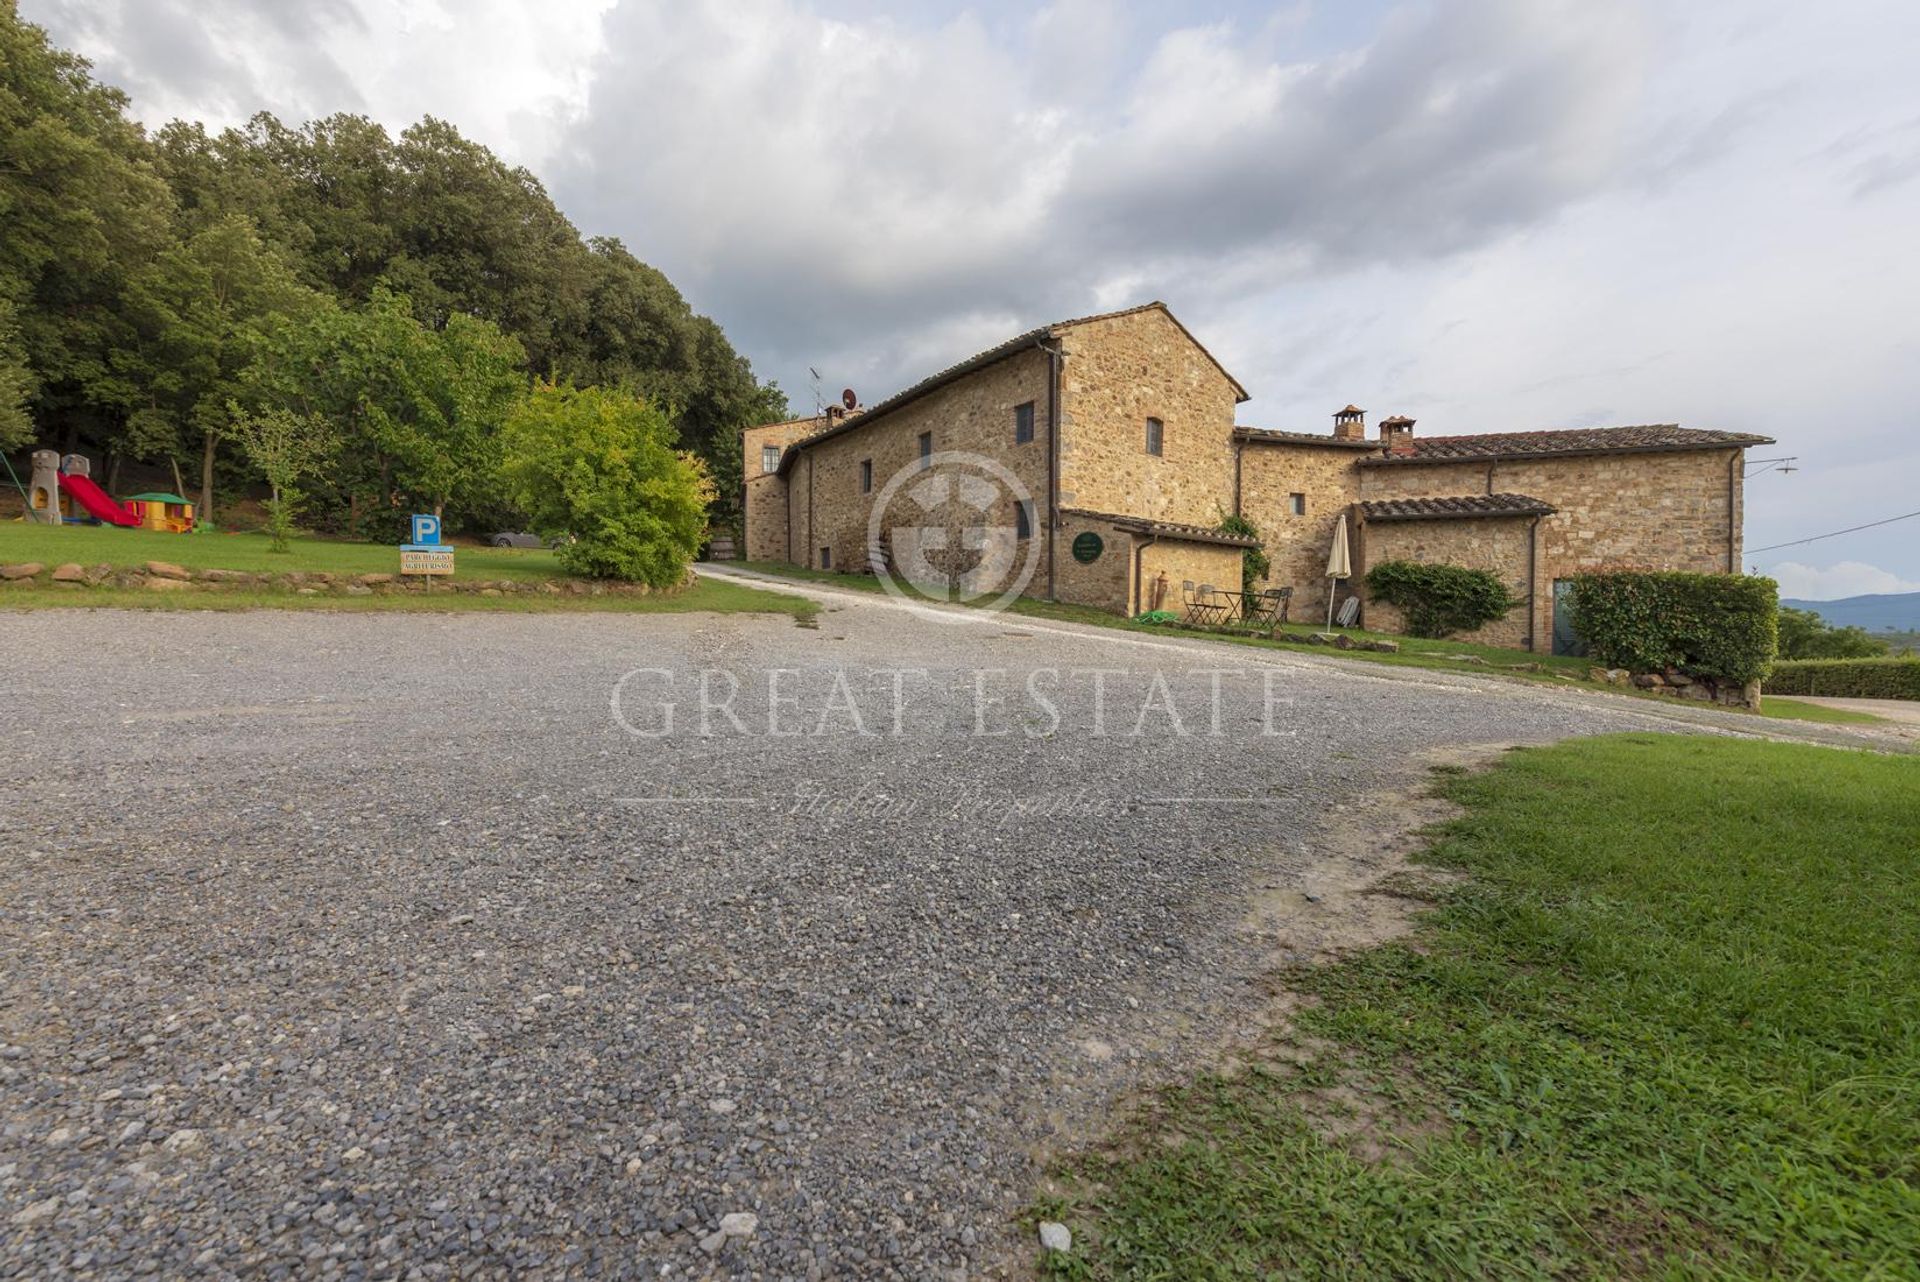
[{"xmin": 58, "ymin": 472, "xmax": 142, "ymax": 526}]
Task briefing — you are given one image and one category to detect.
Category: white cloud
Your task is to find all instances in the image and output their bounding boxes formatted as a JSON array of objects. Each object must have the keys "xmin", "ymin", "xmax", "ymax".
[
  {"xmin": 555, "ymin": 0, "xmax": 1653, "ymax": 408},
  {"xmin": 25, "ymin": 0, "xmax": 615, "ymax": 168},
  {"xmin": 1768, "ymin": 562, "xmax": 1920, "ymax": 601}
]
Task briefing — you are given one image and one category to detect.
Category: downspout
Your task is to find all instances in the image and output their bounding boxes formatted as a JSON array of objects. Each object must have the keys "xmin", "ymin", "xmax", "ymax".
[
  {"xmin": 1351, "ymin": 506, "xmax": 1366, "ymax": 627},
  {"xmin": 1132, "ymin": 532, "xmax": 1158, "ymax": 616},
  {"xmin": 807, "ymin": 456, "xmax": 816, "ymax": 567},
  {"xmin": 1233, "ymin": 436, "xmax": 1244, "ymax": 517},
  {"xmin": 1726, "ymin": 450, "xmax": 1739, "ymax": 573},
  {"xmin": 1041, "ymin": 338, "xmax": 1063, "ymax": 600},
  {"xmin": 1527, "ymin": 515, "xmax": 1541, "ymax": 652}
]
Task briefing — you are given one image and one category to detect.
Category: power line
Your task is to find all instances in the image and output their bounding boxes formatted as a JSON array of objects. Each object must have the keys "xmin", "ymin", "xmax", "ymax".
[{"xmin": 1748, "ymin": 508, "xmax": 1920, "ymax": 555}]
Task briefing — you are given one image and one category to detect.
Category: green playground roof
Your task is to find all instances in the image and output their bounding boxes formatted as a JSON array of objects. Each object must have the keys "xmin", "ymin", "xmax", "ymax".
[{"xmin": 126, "ymin": 492, "xmax": 192, "ymax": 504}]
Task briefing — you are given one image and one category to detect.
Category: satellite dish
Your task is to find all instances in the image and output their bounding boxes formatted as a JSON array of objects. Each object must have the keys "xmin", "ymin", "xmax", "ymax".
[{"xmin": 841, "ymin": 388, "xmax": 858, "ymax": 411}]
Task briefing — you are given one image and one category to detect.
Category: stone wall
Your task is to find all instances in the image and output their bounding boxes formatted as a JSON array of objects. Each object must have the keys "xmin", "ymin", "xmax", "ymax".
[
  {"xmin": 1052, "ymin": 511, "xmax": 1133, "ymax": 612},
  {"xmin": 1139, "ymin": 542, "xmax": 1245, "ymax": 618},
  {"xmin": 741, "ymin": 417, "xmax": 821, "ymax": 562},
  {"xmin": 1356, "ymin": 448, "xmax": 1742, "ymax": 649},
  {"xmin": 1355, "ymin": 513, "xmax": 1537, "ymax": 649},
  {"xmin": 784, "ymin": 348, "xmax": 1054, "ymax": 586},
  {"xmin": 761, "ymin": 307, "xmax": 1247, "ymax": 615},
  {"xmin": 1237, "ymin": 440, "xmax": 1369, "ymax": 620},
  {"xmin": 1056, "ymin": 309, "xmax": 1239, "ymax": 527}
]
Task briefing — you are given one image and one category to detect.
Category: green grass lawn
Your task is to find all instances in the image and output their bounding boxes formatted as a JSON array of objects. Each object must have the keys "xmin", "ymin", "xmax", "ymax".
[
  {"xmin": 1758, "ymin": 697, "xmax": 1888, "ymax": 725},
  {"xmin": 0, "ymin": 575, "xmax": 815, "ymax": 620},
  {"xmin": 1039, "ymin": 735, "xmax": 1920, "ymax": 1279},
  {"xmin": 0, "ymin": 526, "xmax": 815, "ymax": 620},
  {"xmin": 0, "ymin": 522, "xmax": 568, "ymax": 581}
]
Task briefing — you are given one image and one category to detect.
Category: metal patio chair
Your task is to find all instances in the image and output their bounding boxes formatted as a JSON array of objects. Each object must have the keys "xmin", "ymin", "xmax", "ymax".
[
  {"xmin": 1180, "ymin": 580, "xmax": 1207, "ymax": 625},
  {"xmin": 1190, "ymin": 583, "xmax": 1232, "ymax": 627},
  {"xmin": 1244, "ymin": 587, "xmax": 1290, "ymax": 629}
]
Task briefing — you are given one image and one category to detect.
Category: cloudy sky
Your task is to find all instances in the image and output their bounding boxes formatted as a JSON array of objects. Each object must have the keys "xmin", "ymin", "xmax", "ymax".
[{"xmin": 26, "ymin": 0, "xmax": 1920, "ymax": 598}]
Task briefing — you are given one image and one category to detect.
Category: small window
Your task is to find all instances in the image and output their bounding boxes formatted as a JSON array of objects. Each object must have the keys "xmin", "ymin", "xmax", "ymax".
[
  {"xmin": 761, "ymin": 444, "xmax": 780, "ymax": 474},
  {"xmin": 1145, "ymin": 417, "xmax": 1164, "ymax": 456},
  {"xmin": 1015, "ymin": 500, "xmax": 1033, "ymax": 540},
  {"xmin": 1289, "ymin": 493, "xmax": 1307, "ymax": 516},
  {"xmin": 860, "ymin": 459, "xmax": 872, "ymax": 493},
  {"xmin": 918, "ymin": 431, "xmax": 932, "ymax": 459},
  {"xmin": 1014, "ymin": 401, "xmax": 1035, "ymax": 444},
  {"xmin": 820, "ymin": 546, "xmax": 831, "ymax": 569}
]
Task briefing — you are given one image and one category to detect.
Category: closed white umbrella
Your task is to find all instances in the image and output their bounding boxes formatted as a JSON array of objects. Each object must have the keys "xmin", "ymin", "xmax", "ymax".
[{"xmin": 1324, "ymin": 511, "xmax": 1351, "ymax": 633}]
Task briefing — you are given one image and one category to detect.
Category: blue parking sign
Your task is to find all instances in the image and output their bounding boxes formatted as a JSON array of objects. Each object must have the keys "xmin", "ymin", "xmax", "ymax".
[{"xmin": 410, "ymin": 514, "xmax": 441, "ymax": 546}]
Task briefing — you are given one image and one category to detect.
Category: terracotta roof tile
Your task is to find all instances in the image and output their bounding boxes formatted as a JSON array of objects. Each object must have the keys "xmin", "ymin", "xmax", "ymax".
[
  {"xmin": 1363, "ymin": 424, "xmax": 1772, "ymax": 464},
  {"xmin": 1359, "ymin": 493, "xmax": 1557, "ymax": 521},
  {"xmin": 1233, "ymin": 426, "xmax": 1382, "ymax": 449},
  {"xmin": 1061, "ymin": 508, "xmax": 1260, "ymax": 547}
]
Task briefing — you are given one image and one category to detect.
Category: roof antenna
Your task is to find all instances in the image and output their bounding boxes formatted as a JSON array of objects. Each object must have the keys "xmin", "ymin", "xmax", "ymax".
[{"xmin": 808, "ymin": 367, "xmax": 824, "ymax": 418}]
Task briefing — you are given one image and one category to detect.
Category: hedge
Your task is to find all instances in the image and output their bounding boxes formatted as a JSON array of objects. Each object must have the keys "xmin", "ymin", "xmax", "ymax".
[
  {"xmin": 1565, "ymin": 571, "xmax": 1777, "ymax": 685},
  {"xmin": 1364, "ymin": 560, "xmax": 1519, "ymax": 638},
  {"xmin": 1763, "ymin": 657, "xmax": 1920, "ymax": 701}
]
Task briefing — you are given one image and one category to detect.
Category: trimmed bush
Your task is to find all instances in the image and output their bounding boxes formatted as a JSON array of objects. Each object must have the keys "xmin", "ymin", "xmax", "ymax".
[
  {"xmin": 1364, "ymin": 560, "xmax": 1519, "ymax": 638},
  {"xmin": 500, "ymin": 381, "xmax": 714, "ymax": 586},
  {"xmin": 1764, "ymin": 657, "xmax": 1920, "ymax": 701},
  {"xmin": 1565, "ymin": 571, "xmax": 1777, "ymax": 685}
]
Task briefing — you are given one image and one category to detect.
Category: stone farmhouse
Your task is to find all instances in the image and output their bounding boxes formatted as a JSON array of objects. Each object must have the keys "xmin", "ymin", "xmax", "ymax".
[{"xmin": 741, "ymin": 303, "xmax": 1772, "ymax": 652}]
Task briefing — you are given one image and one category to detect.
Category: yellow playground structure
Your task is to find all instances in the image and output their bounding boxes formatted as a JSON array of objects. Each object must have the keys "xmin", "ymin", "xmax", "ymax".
[{"xmin": 125, "ymin": 492, "xmax": 198, "ymax": 534}]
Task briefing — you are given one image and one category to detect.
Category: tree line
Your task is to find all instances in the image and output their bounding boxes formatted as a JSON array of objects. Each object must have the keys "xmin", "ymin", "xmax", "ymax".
[{"xmin": 0, "ymin": 1, "xmax": 785, "ymax": 538}]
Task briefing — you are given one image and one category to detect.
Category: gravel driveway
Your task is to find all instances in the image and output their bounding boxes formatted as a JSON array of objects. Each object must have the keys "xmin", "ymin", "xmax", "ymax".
[{"xmin": 0, "ymin": 586, "xmax": 1888, "ymax": 1280}]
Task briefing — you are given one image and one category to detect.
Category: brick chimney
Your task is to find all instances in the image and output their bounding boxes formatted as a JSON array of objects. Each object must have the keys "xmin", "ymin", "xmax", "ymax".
[
  {"xmin": 1333, "ymin": 405, "xmax": 1366, "ymax": 441},
  {"xmin": 1379, "ymin": 414, "xmax": 1415, "ymax": 453}
]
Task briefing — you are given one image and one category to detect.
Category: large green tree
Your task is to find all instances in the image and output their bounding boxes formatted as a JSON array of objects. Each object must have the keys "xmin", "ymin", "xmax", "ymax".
[
  {"xmin": 149, "ymin": 113, "xmax": 787, "ymax": 504},
  {"xmin": 243, "ymin": 288, "xmax": 524, "ymax": 529},
  {"xmin": 0, "ymin": 0, "xmax": 172, "ymax": 447},
  {"xmin": 0, "ymin": 301, "xmax": 33, "ymax": 450},
  {"xmin": 119, "ymin": 214, "xmax": 323, "ymax": 523},
  {"xmin": 1777, "ymin": 606, "xmax": 1891, "ymax": 660}
]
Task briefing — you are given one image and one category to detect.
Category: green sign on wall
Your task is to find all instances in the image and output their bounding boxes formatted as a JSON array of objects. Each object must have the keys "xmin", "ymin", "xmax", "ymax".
[{"xmin": 1071, "ymin": 531, "xmax": 1104, "ymax": 564}]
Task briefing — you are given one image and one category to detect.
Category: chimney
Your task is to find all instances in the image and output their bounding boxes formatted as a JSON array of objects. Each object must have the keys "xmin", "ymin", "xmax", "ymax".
[
  {"xmin": 1332, "ymin": 405, "xmax": 1366, "ymax": 441},
  {"xmin": 1379, "ymin": 414, "xmax": 1415, "ymax": 453}
]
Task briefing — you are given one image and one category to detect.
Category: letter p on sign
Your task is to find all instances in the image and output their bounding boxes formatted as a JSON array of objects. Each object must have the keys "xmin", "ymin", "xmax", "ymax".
[{"xmin": 410, "ymin": 514, "xmax": 441, "ymax": 545}]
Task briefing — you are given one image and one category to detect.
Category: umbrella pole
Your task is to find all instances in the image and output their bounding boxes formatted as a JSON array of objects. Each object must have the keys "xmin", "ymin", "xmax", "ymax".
[{"xmin": 1325, "ymin": 579, "xmax": 1336, "ymax": 633}]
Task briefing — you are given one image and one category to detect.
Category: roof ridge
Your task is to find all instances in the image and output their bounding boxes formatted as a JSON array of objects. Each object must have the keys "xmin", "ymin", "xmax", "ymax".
[
  {"xmin": 1414, "ymin": 423, "xmax": 1682, "ymax": 443},
  {"xmin": 1362, "ymin": 423, "xmax": 1774, "ymax": 465},
  {"xmin": 770, "ymin": 301, "xmax": 1248, "ymax": 470}
]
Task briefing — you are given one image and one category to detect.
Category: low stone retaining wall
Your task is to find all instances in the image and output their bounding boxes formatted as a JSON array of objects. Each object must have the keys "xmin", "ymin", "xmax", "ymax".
[
  {"xmin": 1589, "ymin": 665, "xmax": 1761, "ymax": 709},
  {"xmin": 0, "ymin": 560, "xmax": 679, "ymax": 598}
]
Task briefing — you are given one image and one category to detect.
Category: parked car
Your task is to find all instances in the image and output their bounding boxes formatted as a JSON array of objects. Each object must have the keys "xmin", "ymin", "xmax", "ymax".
[{"xmin": 488, "ymin": 531, "xmax": 573, "ymax": 549}]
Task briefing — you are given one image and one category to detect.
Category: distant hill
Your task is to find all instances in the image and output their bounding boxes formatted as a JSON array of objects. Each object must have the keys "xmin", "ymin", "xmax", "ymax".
[{"xmin": 1782, "ymin": 592, "xmax": 1920, "ymax": 631}]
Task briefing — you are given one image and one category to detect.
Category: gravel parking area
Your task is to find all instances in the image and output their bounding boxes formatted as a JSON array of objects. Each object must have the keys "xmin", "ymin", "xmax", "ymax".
[{"xmin": 0, "ymin": 591, "xmax": 1883, "ymax": 1279}]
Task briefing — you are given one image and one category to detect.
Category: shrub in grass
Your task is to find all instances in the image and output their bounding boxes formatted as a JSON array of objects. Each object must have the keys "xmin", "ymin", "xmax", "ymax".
[
  {"xmin": 1764, "ymin": 655, "xmax": 1920, "ymax": 700},
  {"xmin": 1364, "ymin": 560, "xmax": 1518, "ymax": 638},
  {"xmin": 1566, "ymin": 570, "xmax": 1777, "ymax": 684},
  {"xmin": 500, "ymin": 382, "xmax": 714, "ymax": 586}
]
